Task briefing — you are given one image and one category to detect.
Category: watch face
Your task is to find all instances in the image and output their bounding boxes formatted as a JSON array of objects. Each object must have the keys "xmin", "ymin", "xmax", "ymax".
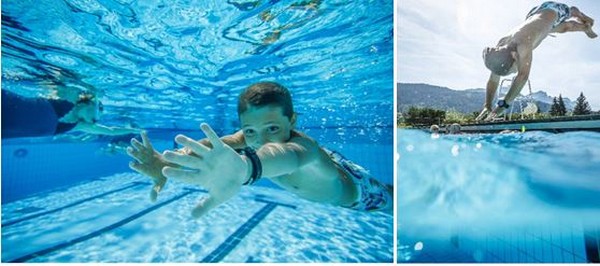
[{"xmin": 497, "ymin": 100, "xmax": 507, "ymax": 107}]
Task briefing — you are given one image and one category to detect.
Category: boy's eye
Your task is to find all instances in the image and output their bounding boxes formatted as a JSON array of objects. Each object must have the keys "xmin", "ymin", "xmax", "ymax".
[
  {"xmin": 243, "ymin": 129, "xmax": 256, "ymax": 136},
  {"xmin": 267, "ymin": 126, "xmax": 280, "ymax": 133}
]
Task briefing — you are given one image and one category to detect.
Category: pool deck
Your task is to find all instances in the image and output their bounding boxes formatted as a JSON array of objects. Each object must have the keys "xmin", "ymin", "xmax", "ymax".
[{"xmin": 459, "ymin": 114, "xmax": 600, "ymax": 133}]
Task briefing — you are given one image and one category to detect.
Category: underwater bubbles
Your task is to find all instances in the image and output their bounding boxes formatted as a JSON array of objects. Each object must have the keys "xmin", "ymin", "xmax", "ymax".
[
  {"xmin": 414, "ymin": 241, "xmax": 423, "ymax": 251},
  {"xmin": 13, "ymin": 148, "xmax": 29, "ymax": 158},
  {"xmin": 451, "ymin": 144, "xmax": 460, "ymax": 156}
]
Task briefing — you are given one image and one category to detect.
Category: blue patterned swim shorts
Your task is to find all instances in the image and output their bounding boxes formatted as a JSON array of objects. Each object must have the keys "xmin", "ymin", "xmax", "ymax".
[
  {"xmin": 526, "ymin": 1, "xmax": 571, "ymax": 28},
  {"xmin": 325, "ymin": 149, "xmax": 392, "ymax": 212}
]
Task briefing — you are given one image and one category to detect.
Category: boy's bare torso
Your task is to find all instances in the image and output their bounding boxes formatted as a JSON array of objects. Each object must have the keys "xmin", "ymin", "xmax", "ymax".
[
  {"xmin": 502, "ymin": 10, "xmax": 559, "ymax": 51},
  {"xmin": 268, "ymin": 143, "xmax": 357, "ymax": 206},
  {"xmin": 223, "ymin": 130, "xmax": 358, "ymax": 207}
]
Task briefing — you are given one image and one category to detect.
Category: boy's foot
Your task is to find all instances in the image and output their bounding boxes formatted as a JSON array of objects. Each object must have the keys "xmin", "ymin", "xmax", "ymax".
[
  {"xmin": 585, "ymin": 30, "xmax": 598, "ymax": 38},
  {"xmin": 585, "ymin": 27, "xmax": 598, "ymax": 38}
]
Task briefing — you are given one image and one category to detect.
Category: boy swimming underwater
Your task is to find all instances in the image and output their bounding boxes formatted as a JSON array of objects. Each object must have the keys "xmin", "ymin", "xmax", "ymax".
[{"xmin": 127, "ymin": 81, "xmax": 391, "ymax": 217}]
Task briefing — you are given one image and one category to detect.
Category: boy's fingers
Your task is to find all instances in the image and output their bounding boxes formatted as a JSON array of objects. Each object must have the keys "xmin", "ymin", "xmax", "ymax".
[
  {"xmin": 126, "ymin": 148, "xmax": 145, "ymax": 163},
  {"xmin": 191, "ymin": 196, "xmax": 220, "ymax": 218},
  {"xmin": 163, "ymin": 150, "xmax": 208, "ymax": 169},
  {"xmin": 162, "ymin": 166, "xmax": 200, "ymax": 184},
  {"xmin": 130, "ymin": 138, "xmax": 144, "ymax": 151},
  {"xmin": 149, "ymin": 184, "xmax": 164, "ymax": 202},
  {"xmin": 200, "ymin": 123, "xmax": 224, "ymax": 147},
  {"xmin": 129, "ymin": 161, "xmax": 145, "ymax": 172},
  {"xmin": 141, "ymin": 131, "xmax": 153, "ymax": 149},
  {"xmin": 150, "ymin": 189, "xmax": 158, "ymax": 202},
  {"xmin": 174, "ymin": 135, "xmax": 210, "ymax": 156}
]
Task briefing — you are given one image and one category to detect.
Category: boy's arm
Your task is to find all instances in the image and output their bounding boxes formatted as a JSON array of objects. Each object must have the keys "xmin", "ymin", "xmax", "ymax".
[
  {"xmin": 255, "ymin": 136, "xmax": 319, "ymax": 178},
  {"xmin": 161, "ymin": 123, "xmax": 320, "ymax": 218}
]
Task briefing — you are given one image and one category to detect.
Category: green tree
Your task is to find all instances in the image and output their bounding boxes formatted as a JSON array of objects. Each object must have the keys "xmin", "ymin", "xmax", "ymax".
[
  {"xmin": 572, "ymin": 92, "xmax": 592, "ymax": 115},
  {"xmin": 549, "ymin": 97, "xmax": 560, "ymax": 116},
  {"xmin": 557, "ymin": 94, "xmax": 567, "ymax": 116},
  {"xmin": 404, "ymin": 106, "xmax": 446, "ymax": 126}
]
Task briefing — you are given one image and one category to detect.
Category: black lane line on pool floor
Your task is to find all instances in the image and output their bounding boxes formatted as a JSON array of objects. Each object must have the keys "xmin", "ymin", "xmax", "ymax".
[
  {"xmin": 2, "ymin": 181, "xmax": 150, "ymax": 228},
  {"xmin": 8, "ymin": 189, "xmax": 201, "ymax": 263},
  {"xmin": 201, "ymin": 199, "xmax": 297, "ymax": 263}
]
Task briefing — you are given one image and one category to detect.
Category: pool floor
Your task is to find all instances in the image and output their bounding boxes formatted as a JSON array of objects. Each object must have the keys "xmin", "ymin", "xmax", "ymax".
[{"xmin": 1, "ymin": 173, "xmax": 393, "ymax": 263}]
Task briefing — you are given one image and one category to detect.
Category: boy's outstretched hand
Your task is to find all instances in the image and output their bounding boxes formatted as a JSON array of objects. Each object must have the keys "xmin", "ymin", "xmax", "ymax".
[
  {"xmin": 162, "ymin": 123, "xmax": 249, "ymax": 218},
  {"xmin": 127, "ymin": 131, "xmax": 168, "ymax": 202}
]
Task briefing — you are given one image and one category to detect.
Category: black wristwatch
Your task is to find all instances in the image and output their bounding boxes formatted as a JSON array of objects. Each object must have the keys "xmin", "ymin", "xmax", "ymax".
[
  {"xmin": 238, "ymin": 147, "xmax": 262, "ymax": 186},
  {"xmin": 497, "ymin": 99, "xmax": 510, "ymax": 108}
]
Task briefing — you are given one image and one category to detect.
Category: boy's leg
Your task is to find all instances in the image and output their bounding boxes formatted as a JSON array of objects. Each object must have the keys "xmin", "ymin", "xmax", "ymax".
[
  {"xmin": 553, "ymin": 20, "xmax": 597, "ymax": 38},
  {"xmin": 570, "ymin": 6, "xmax": 594, "ymax": 26}
]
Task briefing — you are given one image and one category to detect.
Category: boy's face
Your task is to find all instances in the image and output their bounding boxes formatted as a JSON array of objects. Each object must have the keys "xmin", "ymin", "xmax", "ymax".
[{"xmin": 239, "ymin": 105, "xmax": 295, "ymax": 150}]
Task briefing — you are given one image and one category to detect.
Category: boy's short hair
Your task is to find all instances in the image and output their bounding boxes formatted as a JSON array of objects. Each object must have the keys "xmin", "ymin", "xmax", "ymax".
[
  {"xmin": 482, "ymin": 46, "xmax": 516, "ymax": 76},
  {"xmin": 237, "ymin": 81, "xmax": 294, "ymax": 119}
]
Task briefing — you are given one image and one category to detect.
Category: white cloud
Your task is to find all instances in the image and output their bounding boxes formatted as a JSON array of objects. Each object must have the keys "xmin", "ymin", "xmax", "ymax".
[{"xmin": 397, "ymin": 0, "xmax": 600, "ymax": 109}]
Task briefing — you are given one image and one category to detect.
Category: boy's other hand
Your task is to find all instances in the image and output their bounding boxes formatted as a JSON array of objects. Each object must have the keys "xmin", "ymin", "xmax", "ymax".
[
  {"xmin": 127, "ymin": 131, "xmax": 168, "ymax": 202},
  {"xmin": 162, "ymin": 123, "xmax": 249, "ymax": 218}
]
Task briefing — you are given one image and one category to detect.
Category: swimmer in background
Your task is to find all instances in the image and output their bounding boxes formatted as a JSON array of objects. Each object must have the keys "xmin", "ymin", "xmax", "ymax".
[
  {"xmin": 447, "ymin": 123, "xmax": 462, "ymax": 135},
  {"xmin": 429, "ymin": 124, "xmax": 440, "ymax": 139},
  {"xmin": 1, "ymin": 89, "xmax": 140, "ymax": 139}
]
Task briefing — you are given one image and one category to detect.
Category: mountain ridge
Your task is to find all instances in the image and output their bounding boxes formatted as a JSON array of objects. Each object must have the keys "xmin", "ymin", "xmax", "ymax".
[{"xmin": 397, "ymin": 83, "xmax": 574, "ymax": 114}]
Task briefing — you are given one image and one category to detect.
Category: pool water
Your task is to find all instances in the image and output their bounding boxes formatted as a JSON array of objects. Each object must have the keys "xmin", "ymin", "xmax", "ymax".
[
  {"xmin": 1, "ymin": 0, "xmax": 393, "ymax": 263},
  {"xmin": 2, "ymin": 172, "xmax": 393, "ymax": 263},
  {"xmin": 1, "ymin": 0, "xmax": 393, "ymax": 132},
  {"xmin": 397, "ymin": 129, "xmax": 600, "ymax": 263}
]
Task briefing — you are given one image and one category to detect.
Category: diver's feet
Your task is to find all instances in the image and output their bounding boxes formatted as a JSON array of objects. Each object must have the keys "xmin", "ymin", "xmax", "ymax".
[
  {"xmin": 584, "ymin": 24, "xmax": 598, "ymax": 38},
  {"xmin": 585, "ymin": 28, "xmax": 598, "ymax": 38}
]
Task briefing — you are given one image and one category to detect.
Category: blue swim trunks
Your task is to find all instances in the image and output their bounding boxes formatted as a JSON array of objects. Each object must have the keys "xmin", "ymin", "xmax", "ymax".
[
  {"xmin": 325, "ymin": 149, "xmax": 391, "ymax": 212},
  {"xmin": 526, "ymin": 1, "xmax": 571, "ymax": 28}
]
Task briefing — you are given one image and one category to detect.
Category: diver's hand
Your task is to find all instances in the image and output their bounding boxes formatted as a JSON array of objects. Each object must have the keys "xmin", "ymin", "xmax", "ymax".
[
  {"xmin": 127, "ymin": 131, "xmax": 168, "ymax": 202},
  {"xmin": 485, "ymin": 106, "xmax": 506, "ymax": 121},
  {"xmin": 475, "ymin": 108, "xmax": 490, "ymax": 121},
  {"xmin": 162, "ymin": 123, "xmax": 249, "ymax": 218}
]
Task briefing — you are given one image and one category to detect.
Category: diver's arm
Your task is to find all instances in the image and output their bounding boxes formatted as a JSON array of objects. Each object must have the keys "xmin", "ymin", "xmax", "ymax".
[
  {"xmin": 476, "ymin": 73, "xmax": 502, "ymax": 121},
  {"xmin": 503, "ymin": 45, "xmax": 532, "ymax": 104},
  {"xmin": 74, "ymin": 122, "xmax": 141, "ymax": 136},
  {"xmin": 484, "ymin": 73, "xmax": 501, "ymax": 110}
]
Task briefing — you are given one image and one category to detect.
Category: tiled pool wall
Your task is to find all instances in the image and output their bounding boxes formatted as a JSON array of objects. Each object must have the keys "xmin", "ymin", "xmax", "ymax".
[{"xmin": 402, "ymin": 224, "xmax": 600, "ymax": 263}]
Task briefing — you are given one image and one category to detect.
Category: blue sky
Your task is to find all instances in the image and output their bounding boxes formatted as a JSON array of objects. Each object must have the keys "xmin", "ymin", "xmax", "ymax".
[{"xmin": 397, "ymin": 0, "xmax": 600, "ymax": 109}]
